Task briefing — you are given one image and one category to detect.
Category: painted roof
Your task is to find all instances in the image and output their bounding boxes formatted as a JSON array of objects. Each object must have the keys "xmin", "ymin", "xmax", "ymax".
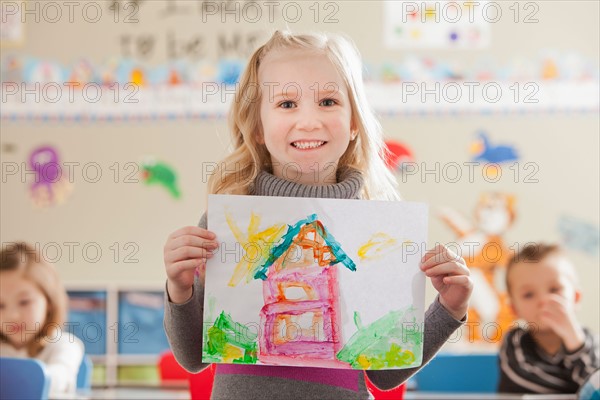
[{"xmin": 254, "ymin": 213, "xmax": 356, "ymax": 280}]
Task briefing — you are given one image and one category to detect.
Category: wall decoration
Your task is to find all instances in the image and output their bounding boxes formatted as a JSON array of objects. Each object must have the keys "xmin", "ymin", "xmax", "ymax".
[
  {"xmin": 558, "ymin": 215, "xmax": 600, "ymax": 257},
  {"xmin": 470, "ymin": 131, "xmax": 519, "ymax": 180},
  {"xmin": 384, "ymin": 140, "xmax": 415, "ymax": 173},
  {"xmin": 383, "ymin": 1, "xmax": 491, "ymax": 49},
  {"xmin": 470, "ymin": 131, "xmax": 519, "ymax": 164},
  {"xmin": 439, "ymin": 192, "xmax": 517, "ymax": 344},
  {"xmin": 140, "ymin": 158, "xmax": 181, "ymax": 199},
  {"xmin": 28, "ymin": 145, "xmax": 73, "ymax": 208},
  {"xmin": 1, "ymin": 52, "xmax": 597, "ymax": 121},
  {"xmin": 23, "ymin": 59, "xmax": 65, "ymax": 84}
]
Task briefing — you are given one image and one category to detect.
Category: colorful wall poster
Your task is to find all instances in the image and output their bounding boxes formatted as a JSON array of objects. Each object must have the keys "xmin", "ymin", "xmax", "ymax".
[
  {"xmin": 438, "ymin": 192, "xmax": 517, "ymax": 344},
  {"xmin": 383, "ymin": 1, "xmax": 491, "ymax": 49},
  {"xmin": 203, "ymin": 194, "xmax": 428, "ymax": 370}
]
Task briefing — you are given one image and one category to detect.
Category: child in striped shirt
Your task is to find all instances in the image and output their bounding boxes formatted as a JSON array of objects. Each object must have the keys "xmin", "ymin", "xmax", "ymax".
[{"xmin": 499, "ymin": 243, "xmax": 599, "ymax": 394}]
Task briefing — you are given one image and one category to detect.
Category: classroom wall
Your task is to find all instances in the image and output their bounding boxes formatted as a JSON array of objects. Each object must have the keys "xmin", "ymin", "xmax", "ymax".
[{"xmin": 1, "ymin": 1, "xmax": 598, "ymax": 335}]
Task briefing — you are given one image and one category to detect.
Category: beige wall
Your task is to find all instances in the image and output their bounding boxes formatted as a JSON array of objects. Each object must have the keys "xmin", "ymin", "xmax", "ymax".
[{"xmin": 1, "ymin": 1, "xmax": 598, "ymax": 333}]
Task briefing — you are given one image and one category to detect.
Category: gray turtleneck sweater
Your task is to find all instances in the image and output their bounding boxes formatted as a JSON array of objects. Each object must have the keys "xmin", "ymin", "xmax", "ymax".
[{"xmin": 164, "ymin": 168, "xmax": 465, "ymax": 399}]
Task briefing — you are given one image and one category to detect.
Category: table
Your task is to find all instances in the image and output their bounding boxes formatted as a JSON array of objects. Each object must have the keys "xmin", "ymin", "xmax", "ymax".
[
  {"xmin": 405, "ymin": 392, "xmax": 577, "ymax": 400},
  {"xmin": 64, "ymin": 387, "xmax": 579, "ymax": 400},
  {"xmin": 60, "ymin": 387, "xmax": 190, "ymax": 400}
]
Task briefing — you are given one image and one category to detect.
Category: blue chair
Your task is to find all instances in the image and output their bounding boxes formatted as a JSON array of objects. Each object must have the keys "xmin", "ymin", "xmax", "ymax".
[
  {"xmin": 414, "ymin": 353, "xmax": 499, "ymax": 393},
  {"xmin": 77, "ymin": 355, "xmax": 93, "ymax": 390},
  {"xmin": 0, "ymin": 357, "xmax": 50, "ymax": 400}
]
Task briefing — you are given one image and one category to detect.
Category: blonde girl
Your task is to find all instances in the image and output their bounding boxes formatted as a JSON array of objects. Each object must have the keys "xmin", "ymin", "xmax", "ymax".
[{"xmin": 163, "ymin": 30, "xmax": 472, "ymax": 399}]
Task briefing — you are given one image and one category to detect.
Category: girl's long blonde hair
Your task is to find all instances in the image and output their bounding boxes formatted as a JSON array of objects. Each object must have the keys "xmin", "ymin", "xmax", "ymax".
[
  {"xmin": 208, "ymin": 30, "xmax": 400, "ymax": 200},
  {"xmin": 0, "ymin": 242, "xmax": 68, "ymax": 356}
]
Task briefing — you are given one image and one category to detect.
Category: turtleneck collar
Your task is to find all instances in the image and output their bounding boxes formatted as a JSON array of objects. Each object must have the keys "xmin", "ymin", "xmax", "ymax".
[{"xmin": 250, "ymin": 167, "xmax": 364, "ymax": 199}]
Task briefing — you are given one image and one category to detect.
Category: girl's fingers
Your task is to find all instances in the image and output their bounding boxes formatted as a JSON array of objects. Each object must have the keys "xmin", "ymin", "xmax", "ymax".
[
  {"xmin": 421, "ymin": 243, "xmax": 445, "ymax": 264},
  {"xmin": 171, "ymin": 258, "xmax": 205, "ymax": 273},
  {"xmin": 442, "ymin": 275, "xmax": 473, "ymax": 287},
  {"xmin": 169, "ymin": 226, "xmax": 216, "ymax": 241},
  {"xmin": 421, "ymin": 244, "xmax": 464, "ymax": 270},
  {"xmin": 422, "ymin": 260, "xmax": 470, "ymax": 278},
  {"xmin": 167, "ymin": 246, "xmax": 214, "ymax": 263},
  {"xmin": 168, "ymin": 234, "xmax": 219, "ymax": 252}
]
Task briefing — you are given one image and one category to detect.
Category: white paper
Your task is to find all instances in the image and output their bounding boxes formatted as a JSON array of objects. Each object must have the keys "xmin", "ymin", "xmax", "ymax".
[{"xmin": 202, "ymin": 194, "xmax": 428, "ymax": 370}]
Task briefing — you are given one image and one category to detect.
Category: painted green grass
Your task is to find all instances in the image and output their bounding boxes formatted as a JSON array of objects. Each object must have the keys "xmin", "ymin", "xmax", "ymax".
[
  {"xmin": 336, "ymin": 307, "xmax": 423, "ymax": 370},
  {"xmin": 203, "ymin": 311, "xmax": 258, "ymax": 364}
]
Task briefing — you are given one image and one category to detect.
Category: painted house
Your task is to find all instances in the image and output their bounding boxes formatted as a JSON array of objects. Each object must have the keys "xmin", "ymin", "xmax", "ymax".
[{"xmin": 255, "ymin": 214, "xmax": 356, "ymax": 368}]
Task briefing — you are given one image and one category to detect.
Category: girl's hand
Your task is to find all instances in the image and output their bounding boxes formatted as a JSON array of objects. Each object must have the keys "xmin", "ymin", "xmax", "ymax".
[
  {"xmin": 540, "ymin": 294, "xmax": 585, "ymax": 351},
  {"xmin": 163, "ymin": 226, "xmax": 219, "ymax": 304},
  {"xmin": 420, "ymin": 244, "xmax": 473, "ymax": 320}
]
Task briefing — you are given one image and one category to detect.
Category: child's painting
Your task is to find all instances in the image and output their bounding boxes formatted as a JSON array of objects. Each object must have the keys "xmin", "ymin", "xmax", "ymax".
[{"xmin": 203, "ymin": 195, "xmax": 428, "ymax": 370}]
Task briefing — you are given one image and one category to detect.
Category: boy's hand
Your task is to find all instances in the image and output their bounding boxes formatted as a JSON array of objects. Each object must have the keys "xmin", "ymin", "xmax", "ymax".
[
  {"xmin": 420, "ymin": 244, "xmax": 473, "ymax": 320},
  {"xmin": 164, "ymin": 226, "xmax": 219, "ymax": 304},
  {"xmin": 540, "ymin": 294, "xmax": 585, "ymax": 352}
]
